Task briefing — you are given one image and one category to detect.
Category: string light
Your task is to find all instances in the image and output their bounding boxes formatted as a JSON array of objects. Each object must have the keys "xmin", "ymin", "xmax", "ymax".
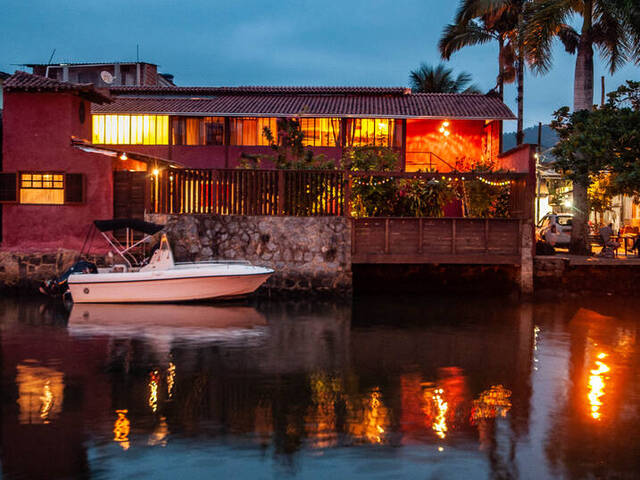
[{"xmin": 477, "ymin": 176, "xmax": 511, "ymax": 187}]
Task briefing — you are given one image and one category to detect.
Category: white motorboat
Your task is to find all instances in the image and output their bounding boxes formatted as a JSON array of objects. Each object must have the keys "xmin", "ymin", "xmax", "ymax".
[{"xmin": 62, "ymin": 219, "xmax": 273, "ymax": 303}]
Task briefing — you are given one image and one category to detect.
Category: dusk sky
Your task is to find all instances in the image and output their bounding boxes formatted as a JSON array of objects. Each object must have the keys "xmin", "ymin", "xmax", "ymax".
[{"xmin": 2, "ymin": 0, "xmax": 638, "ymax": 131}]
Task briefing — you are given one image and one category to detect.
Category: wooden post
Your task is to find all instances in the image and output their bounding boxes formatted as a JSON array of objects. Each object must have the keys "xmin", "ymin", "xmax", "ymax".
[
  {"xmin": 277, "ymin": 170, "xmax": 285, "ymax": 215},
  {"xmin": 344, "ymin": 172, "xmax": 352, "ymax": 217}
]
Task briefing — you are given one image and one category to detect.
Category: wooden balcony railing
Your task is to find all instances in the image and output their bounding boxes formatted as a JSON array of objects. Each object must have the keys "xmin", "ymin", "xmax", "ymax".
[
  {"xmin": 150, "ymin": 169, "xmax": 345, "ymax": 216},
  {"xmin": 148, "ymin": 168, "xmax": 531, "ymax": 219}
]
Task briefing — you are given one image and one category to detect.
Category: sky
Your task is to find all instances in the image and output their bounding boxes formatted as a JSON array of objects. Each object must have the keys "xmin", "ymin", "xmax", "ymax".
[{"xmin": 1, "ymin": 0, "xmax": 638, "ymax": 131}]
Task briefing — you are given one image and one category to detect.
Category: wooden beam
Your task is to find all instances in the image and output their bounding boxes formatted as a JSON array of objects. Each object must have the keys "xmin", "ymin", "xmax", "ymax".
[{"xmin": 351, "ymin": 253, "xmax": 521, "ymax": 265}]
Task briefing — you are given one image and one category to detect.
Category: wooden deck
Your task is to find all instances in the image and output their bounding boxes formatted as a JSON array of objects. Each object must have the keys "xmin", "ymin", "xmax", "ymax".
[{"xmin": 351, "ymin": 217, "xmax": 522, "ymax": 264}]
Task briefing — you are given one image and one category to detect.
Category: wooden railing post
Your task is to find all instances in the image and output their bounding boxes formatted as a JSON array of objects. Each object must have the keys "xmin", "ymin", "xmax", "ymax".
[
  {"xmin": 277, "ymin": 170, "xmax": 285, "ymax": 215},
  {"xmin": 344, "ymin": 171, "xmax": 351, "ymax": 217}
]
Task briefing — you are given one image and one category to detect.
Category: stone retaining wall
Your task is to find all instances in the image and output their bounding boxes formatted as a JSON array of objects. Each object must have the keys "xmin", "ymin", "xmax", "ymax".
[
  {"xmin": 534, "ymin": 256, "xmax": 640, "ymax": 296},
  {"xmin": 0, "ymin": 250, "xmax": 108, "ymax": 293},
  {"xmin": 147, "ymin": 214, "xmax": 352, "ymax": 296}
]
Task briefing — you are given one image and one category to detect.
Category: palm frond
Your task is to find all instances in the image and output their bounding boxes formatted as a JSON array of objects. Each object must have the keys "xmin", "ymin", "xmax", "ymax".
[
  {"xmin": 456, "ymin": 0, "xmax": 515, "ymax": 24},
  {"xmin": 593, "ymin": 0, "xmax": 631, "ymax": 74},
  {"xmin": 524, "ymin": 0, "xmax": 573, "ymax": 74},
  {"xmin": 439, "ymin": 21, "xmax": 497, "ymax": 59},
  {"xmin": 556, "ymin": 23, "xmax": 580, "ymax": 54},
  {"xmin": 409, "ymin": 63, "xmax": 479, "ymax": 93}
]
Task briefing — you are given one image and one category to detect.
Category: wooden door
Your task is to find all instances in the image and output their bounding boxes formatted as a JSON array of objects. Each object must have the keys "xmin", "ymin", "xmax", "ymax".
[{"xmin": 113, "ymin": 171, "xmax": 147, "ymax": 219}]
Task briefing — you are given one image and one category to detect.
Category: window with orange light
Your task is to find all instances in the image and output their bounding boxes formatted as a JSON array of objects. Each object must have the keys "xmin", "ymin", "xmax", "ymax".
[
  {"xmin": 345, "ymin": 119, "xmax": 401, "ymax": 147},
  {"xmin": 172, "ymin": 117, "xmax": 225, "ymax": 145},
  {"xmin": 19, "ymin": 173, "xmax": 64, "ymax": 204},
  {"xmin": 16, "ymin": 172, "xmax": 84, "ymax": 205},
  {"xmin": 229, "ymin": 117, "xmax": 277, "ymax": 146},
  {"xmin": 299, "ymin": 118, "xmax": 341, "ymax": 147},
  {"xmin": 92, "ymin": 114, "xmax": 169, "ymax": 145}
]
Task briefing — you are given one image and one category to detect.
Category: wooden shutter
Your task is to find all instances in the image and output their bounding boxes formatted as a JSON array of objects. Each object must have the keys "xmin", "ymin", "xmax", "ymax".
[
  {"xmin": 0, "ymin": 173, "xmax": 17, "ymax": 203},
  {"xmin": 64, "ymin": 173, "xmax": 85, "ymax": 204}
]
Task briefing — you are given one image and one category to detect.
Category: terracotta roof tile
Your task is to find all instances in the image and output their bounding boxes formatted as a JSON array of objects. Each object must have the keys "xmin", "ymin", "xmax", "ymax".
[
  {"xmin": 109, "ymin": 85, "xmax": 411, "ymax": 95},
  {"xmin": 4, "ymin": 71, "xmax": 111, "ymax": 103},
  {"xmin": 93, "ymin": 92, "xmax": 515, "ymax": 120}
]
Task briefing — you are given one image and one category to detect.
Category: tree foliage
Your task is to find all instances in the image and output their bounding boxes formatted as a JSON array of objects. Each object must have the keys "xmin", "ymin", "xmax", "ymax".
[{"xmin": 551, "ymin": 101, "xmax": 640, "ymax": 198}]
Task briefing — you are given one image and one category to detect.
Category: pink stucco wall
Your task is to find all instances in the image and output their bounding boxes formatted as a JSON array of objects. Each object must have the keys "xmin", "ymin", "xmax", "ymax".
[{"xmin": 1, "ymin": 92, "xmax": 113, "ymax": 251}]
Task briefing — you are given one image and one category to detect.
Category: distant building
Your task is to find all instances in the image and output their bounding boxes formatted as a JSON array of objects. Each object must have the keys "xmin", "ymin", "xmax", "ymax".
[{"xmin": 24, "ymin": 61, "xmax": 174, "ymax": 88}]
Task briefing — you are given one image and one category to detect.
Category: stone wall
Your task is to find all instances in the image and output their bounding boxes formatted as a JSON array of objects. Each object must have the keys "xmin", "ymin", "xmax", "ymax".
[
  {"xmin": 147, "ymin": 214, "xmax": 352, "ymax": 296},
  {"xmin": 0, "ymin": 250, "xmax": 108, "ymax": 293},
  {"xmin": 534, "ymin": 256, "xmax": 640, "ymax": 296}
]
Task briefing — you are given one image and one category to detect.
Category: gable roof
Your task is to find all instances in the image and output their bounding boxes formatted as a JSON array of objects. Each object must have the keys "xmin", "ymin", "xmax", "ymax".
[
  {"xmin": 94, "ymin": 90, "xmax": 515, "ymax": 120},
  {"xmin": 3, "ymin": 71, "xmax": 111, "ymax": 103}
]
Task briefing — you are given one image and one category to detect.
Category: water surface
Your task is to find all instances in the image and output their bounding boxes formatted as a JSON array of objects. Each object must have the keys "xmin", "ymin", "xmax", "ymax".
[{"xmin": 1, "ymin": 295, "xmax": 639, "ymax": 479}]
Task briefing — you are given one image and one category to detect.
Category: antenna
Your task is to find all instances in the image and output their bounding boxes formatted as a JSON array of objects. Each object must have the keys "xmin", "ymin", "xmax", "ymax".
[
  {"xmin": 136, "ymin": 44, "xmax": 139, "ymax": 62},
  {"xmin": 47, "ymin": 48, "xmax": 56, "ymax": 64}
]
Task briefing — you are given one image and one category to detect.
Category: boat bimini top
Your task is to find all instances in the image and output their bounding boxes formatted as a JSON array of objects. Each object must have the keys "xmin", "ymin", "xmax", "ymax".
[{"xmin": 92, "ymin": 219, "xmax": 164, "ymax": 268}]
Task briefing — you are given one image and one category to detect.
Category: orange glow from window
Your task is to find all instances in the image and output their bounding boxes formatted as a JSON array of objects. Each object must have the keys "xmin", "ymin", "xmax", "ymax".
[
  {"xmin": 588, "ymin": 353, "xmax": 610, "ymax": 420},
  {"xmin": 470, "ymin": 385, "xmax": 512, "ymax": 424},
  {"xmin": 19, "ymin": 173, "xmax": 64, "ymax": 204},
  {"xmin": 92, "ymin": 114, "xmax": 169, "ymax": 145},
  {"xmin": 347, "ymin": 387, "xmax": 390, "ymax": 444},
  {"xmin": 300, "ymin": 118, "xmax": 341, "ymax": 147},
  {"xmin": 16, "ymin": 363, "xmax": 64, "ymax": 424},
  {"xmin": 148, "ymin": 370, "xmax": 160, "ymax": 413},
  {"xmin": 114, "ymin": 409, "xmax": 131, "ymax": 450},
  {"xmin": 422, "ymin": 386, "xmax": 448, "ymax": 439}
]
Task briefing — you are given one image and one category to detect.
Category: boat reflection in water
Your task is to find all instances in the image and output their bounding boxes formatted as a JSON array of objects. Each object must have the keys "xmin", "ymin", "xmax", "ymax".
[{"xmin": 68, "ymin": 303, "xmax": 268, "ymax": 347}]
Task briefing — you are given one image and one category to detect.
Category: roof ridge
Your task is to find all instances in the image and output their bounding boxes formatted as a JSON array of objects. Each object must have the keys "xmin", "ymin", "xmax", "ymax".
[{"xmin": 109, "ymin": 85, "xmax": 412, "ymax": 95}]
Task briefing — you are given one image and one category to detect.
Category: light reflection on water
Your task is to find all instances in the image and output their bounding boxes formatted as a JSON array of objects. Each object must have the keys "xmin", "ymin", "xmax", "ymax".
[{"xmin": 1, "ymin": 296, "xmax": 639, "ymax": 479}]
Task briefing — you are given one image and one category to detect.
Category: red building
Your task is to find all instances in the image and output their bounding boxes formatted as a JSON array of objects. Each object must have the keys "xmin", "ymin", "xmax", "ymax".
[{"xmin": 0, "ymin": 67, "xmax": 518, "ymax": 251}]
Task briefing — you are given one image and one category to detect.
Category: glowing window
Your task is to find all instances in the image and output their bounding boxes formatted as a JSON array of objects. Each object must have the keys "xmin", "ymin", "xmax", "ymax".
[
  {"xmin": 300, "ymin": 118, "xmax": 341, "ymax": 147},
  {"xmin": 172, "ymin": 117, "xmax": 225, "ymax": 145},
  {"xmin": 345, "ymin": 119, "xmax": 401, "ymax": 147},
  {"xmin": 229, "ymin": 117, "xmax": 277, "ymax": 146},
  {"xmin": 20, "ymin": 173, "xmax": 65, "ymax": 205},
  {"xmin": 92, "ymin": 114, "xmax": 169, "ymax": 145}
]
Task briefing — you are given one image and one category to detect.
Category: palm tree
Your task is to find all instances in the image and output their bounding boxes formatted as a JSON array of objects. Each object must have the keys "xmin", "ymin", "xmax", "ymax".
[
  {"xmin": 440, "ymin": 0, "xmax": 528, "ymax": 145},
  {"xmin": 526, "ymin": 0, "xmax": 640, "ymax": 253},
  {"xmin": 409, "ymin": 63, "xmax": 481, "ymax": 93}
]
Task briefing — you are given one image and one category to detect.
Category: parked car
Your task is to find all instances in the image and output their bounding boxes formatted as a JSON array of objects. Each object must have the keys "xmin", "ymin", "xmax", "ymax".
[{"xmin": 537, "ymin": 214, "xmax": 573, "ymax": 247}]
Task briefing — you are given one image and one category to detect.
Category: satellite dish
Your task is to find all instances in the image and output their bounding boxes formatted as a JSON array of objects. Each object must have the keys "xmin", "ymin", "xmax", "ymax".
[{"xmin": 100, "ymin": 71, "xmax": 114, "ymax": 84}]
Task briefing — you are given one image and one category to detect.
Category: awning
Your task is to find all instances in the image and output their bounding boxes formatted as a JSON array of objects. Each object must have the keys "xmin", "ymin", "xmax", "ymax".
[{"xmin": 71, "ymin": 137, "xmax": 184, "ymax": 168}]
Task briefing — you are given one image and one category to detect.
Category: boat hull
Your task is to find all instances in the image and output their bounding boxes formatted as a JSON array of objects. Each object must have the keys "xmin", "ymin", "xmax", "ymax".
[{"xmin": 68, "ymin": 272, "xmax": 272, "ymax": 303}]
